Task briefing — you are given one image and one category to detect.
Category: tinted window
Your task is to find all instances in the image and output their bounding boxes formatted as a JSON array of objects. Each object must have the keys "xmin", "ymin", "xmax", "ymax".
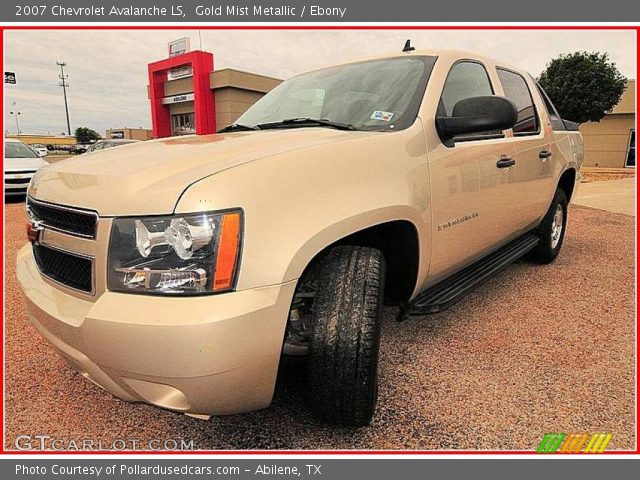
[
  {"xmin": 440, "ymin": 61, "xmax": 493, "ymax": 116},
  {"xmin": 535, "ymin": 83, "xmax": 565, "ymax": 131},
  {"xmin": 236, "ymin": 57, "xmax": 436, "ymax": 132},
  {"xmin": 497, "ymin": 69, "xmax": 538, "ymax": 134}
]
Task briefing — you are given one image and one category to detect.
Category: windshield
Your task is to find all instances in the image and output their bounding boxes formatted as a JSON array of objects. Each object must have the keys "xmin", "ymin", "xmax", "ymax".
[
  {"xmin": 5, "ymin": 141, "xmax": 39, "ymax": 159},
  {"xmin": 234, "ymin": 56, "xmax": 436, "ymax": 132}
]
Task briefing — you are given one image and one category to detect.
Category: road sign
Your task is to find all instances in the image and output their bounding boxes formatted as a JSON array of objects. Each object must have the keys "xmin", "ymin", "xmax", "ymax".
[{"xmin": 5, "ymin": 71, "xmax": 16, "ymax": 84}]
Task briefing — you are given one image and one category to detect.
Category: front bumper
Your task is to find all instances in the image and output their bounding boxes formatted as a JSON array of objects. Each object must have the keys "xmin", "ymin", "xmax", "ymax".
[{"xmin": 17, "ymin": 244, "xmax": 296, "ymax": 416}]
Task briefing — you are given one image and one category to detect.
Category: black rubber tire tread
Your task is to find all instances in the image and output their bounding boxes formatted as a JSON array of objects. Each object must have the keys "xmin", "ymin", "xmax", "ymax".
[
  {"xmin": 307, "ymin": 245, "xmax": 385, "ymax": 426},
  {"xmin": 527, "ymin": 188, "xmax": 568, "ymax": 264}
]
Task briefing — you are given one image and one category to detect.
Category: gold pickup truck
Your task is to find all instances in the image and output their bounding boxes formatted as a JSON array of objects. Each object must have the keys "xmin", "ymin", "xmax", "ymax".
[{"xmin": 17, "ymin": 48, "xmax": 583, "ymax": 426}]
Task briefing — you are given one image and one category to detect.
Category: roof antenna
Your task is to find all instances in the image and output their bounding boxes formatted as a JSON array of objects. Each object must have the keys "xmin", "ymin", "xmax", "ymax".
[{"xmin": 403, "ymin": 39, "xmax": 415, "ymax": 52}]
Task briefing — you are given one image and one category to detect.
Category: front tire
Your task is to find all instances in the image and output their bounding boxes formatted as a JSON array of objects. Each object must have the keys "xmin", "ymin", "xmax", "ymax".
[
  {"xmin": 527, "ymin": 188, "xmax": 568, "ymax": 264},
  {"xmin": 307, "ymin": 246, "xmax": 385, "ymax": 426}
]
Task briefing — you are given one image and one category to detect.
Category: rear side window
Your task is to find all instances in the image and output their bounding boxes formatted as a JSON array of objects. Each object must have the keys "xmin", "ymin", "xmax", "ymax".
[
  {"xmin": 496, "ymin": 68, "xmax": 539, "ymax": 135},
  {"xmin": 535, "ymin": 82, "xmax": 566, "ymax": 131},
  {"xmin": 440, "ymin": 61, "xmax": 494, "ymax": 116}
]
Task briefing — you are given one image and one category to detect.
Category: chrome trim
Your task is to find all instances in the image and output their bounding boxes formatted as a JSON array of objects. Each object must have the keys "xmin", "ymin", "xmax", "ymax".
[
  {"xmin": 31, "ymin": 243, "xmax": 96, "ymax": 296},
  {"xmin": 27, "ymin": 196, "xmax": 99, "ymax": 239}
]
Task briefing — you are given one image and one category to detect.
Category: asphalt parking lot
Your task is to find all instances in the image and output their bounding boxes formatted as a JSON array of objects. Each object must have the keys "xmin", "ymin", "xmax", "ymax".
[{"xmin": 3, "ymin": 196, "xmax": 635, "ymax": 451}]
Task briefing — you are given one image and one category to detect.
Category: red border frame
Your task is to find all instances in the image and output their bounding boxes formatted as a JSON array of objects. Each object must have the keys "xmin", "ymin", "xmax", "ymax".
[{"xmin": 1, "ymin": 24, "xmax": 638, "ymax": 456}]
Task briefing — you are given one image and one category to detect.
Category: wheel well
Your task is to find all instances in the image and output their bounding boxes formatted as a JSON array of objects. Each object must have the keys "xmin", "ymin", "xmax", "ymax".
[
  {"xmin": 299, "ymin": 220, "xmax": 420, "ymax": 305},
  {"xmin": 558, "ymin": 168, "xmax": 576, "ymax": 202}
]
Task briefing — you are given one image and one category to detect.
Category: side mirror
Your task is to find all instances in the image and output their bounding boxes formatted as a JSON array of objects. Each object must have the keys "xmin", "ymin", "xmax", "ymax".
[{"xmin": 436, "ymin": 95, "xmax": 518, "ymax": 141}]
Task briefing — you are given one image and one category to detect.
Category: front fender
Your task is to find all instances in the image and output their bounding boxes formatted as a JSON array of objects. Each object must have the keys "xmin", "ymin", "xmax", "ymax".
[{"xmin": 175, "ymin": 124, "xmax": 431, "ymax": 291}]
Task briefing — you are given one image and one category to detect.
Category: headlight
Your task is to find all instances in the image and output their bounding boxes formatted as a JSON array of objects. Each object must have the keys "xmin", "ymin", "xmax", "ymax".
[{"xmin": 107, "ymin": 210, "xmax": 242, "ymax": 295}]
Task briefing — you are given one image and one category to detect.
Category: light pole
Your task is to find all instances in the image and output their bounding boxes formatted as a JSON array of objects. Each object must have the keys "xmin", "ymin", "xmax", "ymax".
[
  {"xmin": 9, "ymin": 110, "xmax": 21, "ymax": 134},
  {"xmin": 57, "ymin": 61, "xmax": 71, "ymax": 136}
]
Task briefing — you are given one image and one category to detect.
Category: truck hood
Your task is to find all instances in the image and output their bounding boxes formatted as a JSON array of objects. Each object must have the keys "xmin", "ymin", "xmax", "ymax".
[{"xmin": 29, "ymin": 129, "xmax": 376, "ymax": 216}]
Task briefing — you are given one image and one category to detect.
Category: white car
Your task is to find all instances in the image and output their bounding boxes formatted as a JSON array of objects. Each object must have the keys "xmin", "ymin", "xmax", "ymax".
[
  {"xmin": 4, "ymin": 139, "xmax": 49, "ymax": 197},
  {"xmin": 30, "ymin": 144, "xmax": 49, "ymax": 157}
]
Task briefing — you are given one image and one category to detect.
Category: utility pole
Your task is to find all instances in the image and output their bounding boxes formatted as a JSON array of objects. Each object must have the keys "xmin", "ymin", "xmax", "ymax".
[
  {"xmin": 9, "ymin": 110, "xmax": 21, "ymax": 134},
  {"xmin": 57, "ymin": 61, "xmax": 71, "ymax": 136}
]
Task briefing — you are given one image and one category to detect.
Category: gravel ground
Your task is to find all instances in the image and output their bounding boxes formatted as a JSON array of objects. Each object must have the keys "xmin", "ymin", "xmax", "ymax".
[
  {"xmin": 581, "ymin": 172, "xmax": 634, "ymax": 183},
  {"xmin": 4, "ymin": 198, "xmax": 636, "ymax": 451}
]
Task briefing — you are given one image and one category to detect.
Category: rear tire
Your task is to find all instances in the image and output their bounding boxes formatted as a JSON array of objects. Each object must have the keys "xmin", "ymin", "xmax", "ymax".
[
  {"xmin": 307, "ymin": 246, "xmax": 385, "ymax": 426},
  {"xmin": 527, "ymin": 188, "xmax": 568, "ymax": 264}
]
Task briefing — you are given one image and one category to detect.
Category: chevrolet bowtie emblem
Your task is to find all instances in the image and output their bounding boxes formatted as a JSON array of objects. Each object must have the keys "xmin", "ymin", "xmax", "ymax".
[
  {"xmin": 26, "ymin": 206, "xmax": 44, "ymax": 245},
  {"xmin": 27, "ymin": 221, "xmax": 44, "ymax": 245}
]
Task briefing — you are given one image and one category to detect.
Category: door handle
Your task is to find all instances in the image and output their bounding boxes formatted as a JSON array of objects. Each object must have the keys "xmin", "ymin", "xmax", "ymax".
[
  {"xmin": 539, "ymin": 150, "xmax": 553, "ymax": 159},
  {"xmin": 496, "ymin": 157, "xmax": 515, "ymax": 168}
]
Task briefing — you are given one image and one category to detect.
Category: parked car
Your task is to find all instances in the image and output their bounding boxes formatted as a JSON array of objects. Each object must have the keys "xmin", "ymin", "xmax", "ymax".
[
  {"xmin": 84, "ymin": 139, "xmax": 140, "ymax": 153},
  {"xmin": 17, "ymin": 49, "xmax": 583, "ymax": 426},
  {"xmin": 66, "ymin": 144, "xmax": 89, "ymax": 154},
  {"xmin": 30, "ymin": 144, "xmax": 49, "ymax": 157},
  {"xmin": 4, "ymin": 139, "xmax": 49, "ymax": 197}
]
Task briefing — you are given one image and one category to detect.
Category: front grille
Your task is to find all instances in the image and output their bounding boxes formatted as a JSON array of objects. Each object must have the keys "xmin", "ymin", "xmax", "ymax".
[
  {"xmin": 27, "ymin": 198, "xmax": 98, "ymax": 238},
  {"xmin": 6, "ymin": 178, "xmax": 31, "ymax": 184},
  {"xmin": 33, "ymin": 244, "xmax": 93, "ymax": 293}
]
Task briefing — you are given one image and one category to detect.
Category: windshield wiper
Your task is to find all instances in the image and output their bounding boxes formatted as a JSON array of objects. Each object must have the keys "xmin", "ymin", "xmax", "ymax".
[
  {"xmin": 256, "ymin": 118, "xmax": 357, "ymax": 131},
  {"xmin": 217, "ymin": 123, "xmax": 259, "ymax": 133}
]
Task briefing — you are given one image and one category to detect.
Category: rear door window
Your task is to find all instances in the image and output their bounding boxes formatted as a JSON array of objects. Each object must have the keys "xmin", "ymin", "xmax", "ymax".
[
  {"xmin": 535, "ymin": 83, "xmax": 566, "ymax": 131},
  {"xmin": 496, "ymin": 68, "xmax": 539, "ymax": 135}
]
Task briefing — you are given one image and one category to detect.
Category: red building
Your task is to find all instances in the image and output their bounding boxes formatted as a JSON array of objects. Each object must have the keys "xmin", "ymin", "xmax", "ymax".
[
  {"xmin": 147, "ymin": 42, "xmax": 281, "ymax": 139},
  {"xmin": 148, "ymin": 50, "xmax": 217, "ymax": 138}
]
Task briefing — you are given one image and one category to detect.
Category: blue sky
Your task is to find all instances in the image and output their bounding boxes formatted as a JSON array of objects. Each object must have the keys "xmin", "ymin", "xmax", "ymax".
[{"xmin": 4, "ymin": 29, "xmax": 636, "ymax": 136}]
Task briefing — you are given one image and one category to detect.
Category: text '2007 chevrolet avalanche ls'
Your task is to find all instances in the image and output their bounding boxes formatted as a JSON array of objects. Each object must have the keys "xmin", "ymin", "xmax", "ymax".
[{"xmin": 18, "ymin": 48, "xmax": 583, "ymax": 426}]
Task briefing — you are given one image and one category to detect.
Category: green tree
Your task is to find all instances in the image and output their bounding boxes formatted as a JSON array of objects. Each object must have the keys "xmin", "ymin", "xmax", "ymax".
[
  {"xmin": 538, "ymin": 52, "xmax": 627, "ymax": 124},
  {"xmin": 74, "ymin": 127, "xmax": 101, "ymax": 144}
]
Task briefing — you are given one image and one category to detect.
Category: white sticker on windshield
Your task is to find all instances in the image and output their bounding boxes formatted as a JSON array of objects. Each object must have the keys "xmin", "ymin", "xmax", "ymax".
[{"xmin": 370, "ymin": 111, "xmax": 394, "ymax": 122}]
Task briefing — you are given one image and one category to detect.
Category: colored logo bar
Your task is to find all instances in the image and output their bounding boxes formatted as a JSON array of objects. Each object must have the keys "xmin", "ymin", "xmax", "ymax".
[{"xmin": 537, "ymin": 433, "xmax": 613, "ymax": 453}]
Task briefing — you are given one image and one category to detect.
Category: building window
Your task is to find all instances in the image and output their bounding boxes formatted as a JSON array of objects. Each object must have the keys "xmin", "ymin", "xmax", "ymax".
[
  {"xmin": 626, "ymin": 130, "xmax": 635, "ymax": 168},
  {"xmin": 172, "ymin": 113, "xmax": 195, "ymax": 136}
]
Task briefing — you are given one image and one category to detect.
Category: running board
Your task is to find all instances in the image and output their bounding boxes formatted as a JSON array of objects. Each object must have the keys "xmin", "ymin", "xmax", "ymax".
[{"xmin": 400, "ymin": 233, "xmax": 540, "ymax": 319}]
